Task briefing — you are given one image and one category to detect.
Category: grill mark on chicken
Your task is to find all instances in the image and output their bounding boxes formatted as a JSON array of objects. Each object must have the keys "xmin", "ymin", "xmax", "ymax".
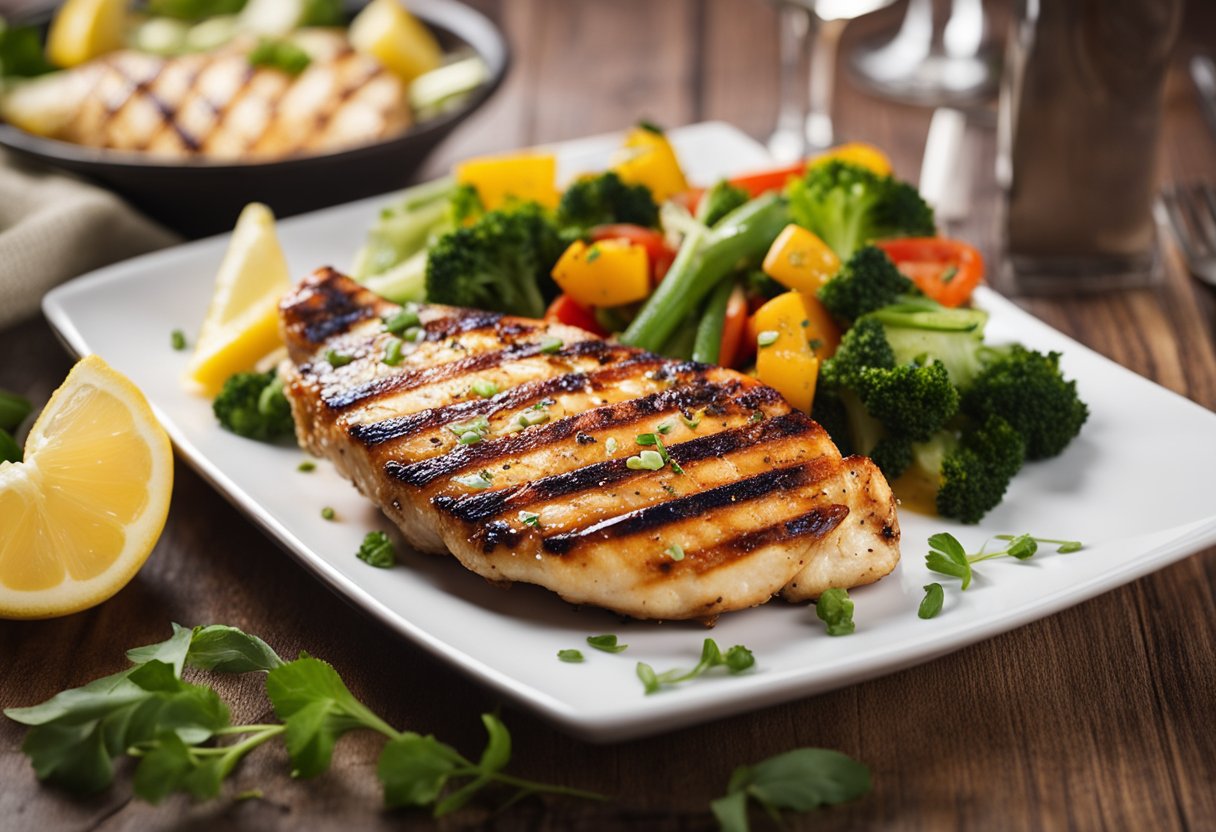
[
  {"xmin": 290, "ymin": 272, "xmax": 382, "ymax": 345},
  {"xmin": 438, "ymin": 412, "xmax": 818, "ymax": 523},
  {"xmin": 391, "ymin": 376, "xmax": 771, "ymax": 488},
  {"xmin": 324, "ymin": 338, "xmax": 615, "ymax": 411},
  {"xmin": 539, "ymin": 463, "xmax": 828, "ymax": 555},
  {"xmin": 671, "ymin": 504, "xmax": 851, "ymax": 576},
  {"xmin": 349, "ymin": 353, "xmax": 665, "ymax": 447}
]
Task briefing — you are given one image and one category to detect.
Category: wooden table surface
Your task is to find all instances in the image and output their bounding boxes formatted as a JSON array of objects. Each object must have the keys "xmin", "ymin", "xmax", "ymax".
[{"xmin": 3, "ymin": 2, "xmax": 1215, "ymax": 829}]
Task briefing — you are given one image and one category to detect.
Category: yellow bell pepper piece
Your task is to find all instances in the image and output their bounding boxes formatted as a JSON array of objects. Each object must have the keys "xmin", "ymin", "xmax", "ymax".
[
  {"xmin": 455, "ymin": 152, "xmax": 558, "ymax": 210},
  {"xmin": 762, "ymin": 224, "xmax": 841, "ymax": 295},
  {"xmin": 809, "ymin": 142, "xmax": 893, "ymax": 176},
  {"xmin": 612, "ymin": 127, "xmax": 688, "ymax": 202},
  {"xmin": 349, "ymin": 0, "xmax": 443, "ymax": 84},
  {"xmin": 797, "ymin": 292, "xmax": 841, "ymax": 359},
  {"xmin": 551, "ymin": 240, "xmax": 650, "ymax": 308},
  {"xmin": 757, "ymin": 348, "xmax": 819, "ymax": 414}
]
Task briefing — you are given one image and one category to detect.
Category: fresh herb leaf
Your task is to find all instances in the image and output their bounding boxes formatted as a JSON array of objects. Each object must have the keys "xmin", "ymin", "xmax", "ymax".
[
  {"xmin": 382, "ymin": 338, "xmax": 406, "ymax": 366},
  {"xmin": 185, "ymin": 625, "xmax": 284, "ymax": 673},
  {"xmin": 0, "ymin": 389, "xmax": 32, "ymax": 432},
  {"xmin": 586, "ymin": 634, "xmax": 627, "ymax": 654},
  {"xmin": 518, "ymin": 510, "xmax": 540, "ymax": 528},
  {"xmin": 471, "ymin": 379, "xmax": 500, "ymax": 398},
  {"xmin": 925, "ymin": 532, "xmax": 972, "ymax": 589},
  {"xmin": 170, "ymin": 329, "xmax": 187, "ymax": 350},
  {"xmin": 356, "ymin": 531, "xmax": 396, "ymax": 568},
  {"xmin": 248, "ymin": 38, "xmax": 311, "ymax": 75},
  {"xmin": 453, "ymin": 470, "xmax": 494, "ymax": 490},
  {"xmin": 712, "ymin": 748, "xmax": 871, "ymax": 830},
  {"xmin": 0, "ymin": 428, "xmax": 20, "ymax": 463},
  {"xmin": 815, "ymin": 588, "xmax": 855, "ymax": 636},
  {"xmin": 557, "ymin": 649, "xmax": 584, "ymax": 663},
  {"xmin": 325, "ymin": 348, "xmax": 354, "ymax": 368},
  {"xmin": 538, "ymin": 336, "xmax": 564, "ymax": 354},
  {"xmin": 626, "ymin": 450, "xmax": 665, "ymax": 470},
  {"xmin": 918, "ymin": 583, "xmax": 944, "ymax": 620},
  {"xmin": 297, "ymin": 460, "xmax": 316, "ymax": 472},
  {"xmin": 664, "ymin": 543, "xmax": 685, "ymax": 561},
  {"xmin": 994, "ymin": 533, "xmax": 1083, "ymax": 554},
  {"xmin": 638, "ymin": 638, "xmax": 755, "ymax": 695},
  {"xmin": 0, "ymin": 20, "xmax": 55, "ymax": 78}
]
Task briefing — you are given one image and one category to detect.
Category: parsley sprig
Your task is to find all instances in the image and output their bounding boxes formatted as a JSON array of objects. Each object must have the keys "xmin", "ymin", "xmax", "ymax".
[
  {"xmin": 710, "ymin": 748, "xmax": 871, "ymax": 832},
  {"xmin": 636, "ymin": 638, "xmax": 755, "ymax": 695},
  {"xmin": 4, "ymin": 625, "xmax": 604, "ymax": 814}
]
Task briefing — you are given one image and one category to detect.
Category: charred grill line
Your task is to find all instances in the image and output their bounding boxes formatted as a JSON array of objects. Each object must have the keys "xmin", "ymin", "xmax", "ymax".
[
  {"xmin": 699, "ymin": 504, "xmax": 850, "ymax": 560},
  {"xmin": 437, "ymin": 412, "xmax": 818, "ymax": 523},
  {"xmin": 292, "ymin": 271, "xmax": 382, "ymax": 345},
  {"xmin": 394, "ymin": 375, "xmax": 747, "ymax": 488},
  {"xmin": 323, "ymin": 337, "xmax": 615, "ymax": 411},
  {"xmin": 540, "ymin": 463, "xmax": 826, "ymax": 555},
  {"xmin": 348, "ymin": 352, "xmax": 661, "ymax": 447}
]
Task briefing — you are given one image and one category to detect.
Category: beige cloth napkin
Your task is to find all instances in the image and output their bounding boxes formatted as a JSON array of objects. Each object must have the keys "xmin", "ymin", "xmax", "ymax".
[{"xmin": 0, "ymin": 148, "xmax": 180, "ymax": 330}]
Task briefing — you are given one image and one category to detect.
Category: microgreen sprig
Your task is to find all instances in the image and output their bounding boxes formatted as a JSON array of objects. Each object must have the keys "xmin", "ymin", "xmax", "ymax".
[
  {"xmin": 636, "ymin": 638, "xmax": 755, "ymax": 695},
  {"xmin": 925, "ymin": 532, "xmax": 1085, "ymax": 590},
  {"xmin": 815, "ymin": 588, "xmax": 855, "ymax": 636}
]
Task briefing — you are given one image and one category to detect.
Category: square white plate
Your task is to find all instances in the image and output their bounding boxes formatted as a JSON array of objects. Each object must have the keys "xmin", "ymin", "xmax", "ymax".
[{"xmin": 43, "ymin": 122, "xmax": 1216, "ymax": 742}]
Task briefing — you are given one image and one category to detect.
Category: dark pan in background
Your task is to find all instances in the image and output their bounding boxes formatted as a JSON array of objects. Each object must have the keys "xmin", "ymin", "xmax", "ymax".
[{"xmin": 0, "ymin": 0, "xmax": 509, "ymax": 238}]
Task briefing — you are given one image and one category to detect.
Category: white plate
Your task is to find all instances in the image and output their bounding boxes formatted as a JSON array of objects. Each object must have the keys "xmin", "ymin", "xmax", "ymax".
[{"xmin": 43, "ymin": 122, "xmax": 1216, "ymax": 742}]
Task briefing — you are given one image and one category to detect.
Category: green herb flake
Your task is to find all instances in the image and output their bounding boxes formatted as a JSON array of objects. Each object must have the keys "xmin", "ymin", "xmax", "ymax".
[
  {"xmin": 625, "ymin": 450, "xmax": 665, "ymax": 471},
  {"xmin": 815, "ymin": 588, "xmax": 855, "ymax": 636},
  {"xmin": 248, "ymin": 37, "xmax": 311, "ymax": 75},
  {"xmin": 325, "ymin": 348, "xmax": 354, "ymax": 368},
  {"xmin": 320, "ymin": 507, "xmax": 336, "ymax": 521},
  {"xmin": 402, "ymin": 326, "xmax": 425, "ymax": 343},
  {"xmin": 940, "ymin": 264, "xmax": 959, "ymax": 284},
  {"xmin": 297, "ymin": 460, "xmax": 316, "ymax": 473},
  {"xmin": 518, "ymin": 510, "xmax": 540, "ymax": 528},
  {"xmin": 749, "ymin": 410, "xmax": 765, "ymax": 423},
  {"xmin": 383, "ymin": 306, "xmax": 421, "ymax": 335},
  {"xmin": 356, "ymin": 530, "xmax": 396, "ymax": 568},
  {"xmin": 454, "ymin": 470, "xmax": 494, "ymax": 490},
  {"xmin": 637, "ymin": 118, "xmax": 665, "ymax": 134},
  {"xmin": 757, "ymin": 330, "xmax": 779, "ymax": 348},
  {"xmin": 918, "ymin": 583, "xmax": 944, "ymax": 619},
  {"xmin": 538, "ymin": 336, "xmax": 564, "ymax": 355},
  {"xmin": 382, "ymin": 338, "xmax": 405, "ymax": 367},
  {"xmin": 656, "ymin": 422, "xmax": 673, "ymax": 435},
  {"xmin": 557, "ymin": 649, "xmax": 584, "ymax": 663},
  {"xmin": 585, "ymin": 245, "xmax": 602, "ymax": 264},
  {"xmin": 664, "ymin": 543, "xmax": 685, "ymax": 562},
  {"xmin": 447, "ymin": 415, "xmax": 489, "ymax": 441},
  {"xmin": 605, "ymin": 437, "xmax": 619, "ymax": 455},
  {"xmin": 471, "ymin": 379, "xmax": 500, "ymax": 398},
  {"xmin": 586, "ymin": 634, "xmax": 627, "ymax": 654},
  {"xmin": 170, "ymin": 329, "xmax": 187, "ymax": 351},
  {"xmin": 680, "ymin": 409, "xmax": 703, "ymax": 430}
]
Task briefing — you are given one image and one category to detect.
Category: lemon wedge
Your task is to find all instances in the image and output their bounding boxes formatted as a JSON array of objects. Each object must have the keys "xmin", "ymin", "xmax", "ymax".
[
  {"xmin": 0, "ymin": 356, "xmax": 173, "ymax": 619},
  {"xmin": 185, "ymin": 203, "xmax": 291, "ymax": 396},
  {"xmin": 46, "ymin": 0, "xmax": 128, "ymax": 69},
  {"xmin": 349, "ymin": 0, "xmax": 442, "ymax": 85}
]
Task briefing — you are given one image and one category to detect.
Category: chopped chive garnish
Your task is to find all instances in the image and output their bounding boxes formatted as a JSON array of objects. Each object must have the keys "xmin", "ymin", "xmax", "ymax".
[
  {"xmin": 325, "ymin": 349, "xmax": 354, "ymax": 368},
  {"xmin": 757, "ymin": 330, "xmax": 779, "ymax": 348},
  {"xmin": 297, "ymin": 460, "xmax": 316, "ymax": 473},
  {"xmin": 585, "ymin": 245, "xmax": 601, "ymax": 263},
  {"xmin": 382, "ymin": 337, "xmax": 405, "ymax": 366},
  {"xmin": 454, "ymin": 471, "xmax": 494, "ymax": 489},
  {"xmin": 587, "ymin": 634, "xmax": 627, "ymax": 653},
  {"xmin": 681, "ymin": 409, "xmax": 703, "ymax": 430},
  {"xmin": 750, "ymin": 410, "xmax": 765, "ymax": 423},
  {"xmin": 626, "ymin": 450, "xmax": 665, "ymax": 471},
  {"xmin": 458, "ymin": 431, "xmax": 482, "ymax": 445},
  {"xmin": 321, "ymin": 507, "xmax": 336, "ymax": 520},
  {"xmin": 538, "ymin": 336, "xmax": 563, "ymax": 354},
  {"xmin": 447, "ymin": 415, "xmax": 489, "ymax": 441},
  {"xmin": 402, "ymin": 326, "xmax": 425, "ymax": 343},
  {"xmin": 383, "ymin": 307, "xmax": 421, "ymax": 334},
  {"xmin": 557, "ymin": 649, "xmax": 584, "ymax": 663},
  {"xmin": 605, "ymin": 437, "xmax": 619, "ymax": 455},
  {"xmin": 471, "ymin": 379, "xmax": 500, "ymax": 398},
  {"xmin": 636, "ymin": 433, "xmax": 658, "ymax": 446},
  {"xmin": 356, "ymin": 530, "xmax": 396, "ymax": 568},
  {"xmin": 656, "ymin": 422, "xmax": 672, "ymax": 435},
  {"xmin": 170, "ymin": 329, "xmax": 187, "ymax": 350},
  {"xmin": 518, "ymin": 510, "xmax": 540, "ymax": 528},
  {"xmin": 664, "ymin": 543, "xmax": 685, "ymax": 561}
]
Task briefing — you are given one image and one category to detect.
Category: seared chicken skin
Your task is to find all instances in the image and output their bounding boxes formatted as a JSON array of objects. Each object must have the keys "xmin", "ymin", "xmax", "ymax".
[
  {"xmin": 1, "ymin": 31, "xmax": 410, "ymax": 160},
  {"xmin": 279, "ymin": 268, "xmax": 900, "ymax": 620}
]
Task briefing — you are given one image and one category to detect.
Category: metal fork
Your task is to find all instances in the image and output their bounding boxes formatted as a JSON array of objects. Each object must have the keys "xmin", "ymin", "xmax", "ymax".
[{"xmin": 1160, "ymin": 183, "xmax": 1216, "ymax": 286}]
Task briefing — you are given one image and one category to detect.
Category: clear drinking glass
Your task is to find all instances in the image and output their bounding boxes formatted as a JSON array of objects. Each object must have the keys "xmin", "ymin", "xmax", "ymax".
[
  {"xmin": 997, "ymin": 0, "xmax": 1183, "ymax": 293},
  {"xmin": 768, "ymin": 0, "xmax": 897, "ymax": 162}
]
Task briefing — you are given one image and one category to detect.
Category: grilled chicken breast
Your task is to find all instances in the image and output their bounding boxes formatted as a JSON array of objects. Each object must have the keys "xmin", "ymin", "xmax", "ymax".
[
  {"xmin": 279, "ymin": 268, "xmax": 900, "ymax": 620},
  {"xmin": 1, "ymin": 31, "xmax": 409, "ymax": 160}
]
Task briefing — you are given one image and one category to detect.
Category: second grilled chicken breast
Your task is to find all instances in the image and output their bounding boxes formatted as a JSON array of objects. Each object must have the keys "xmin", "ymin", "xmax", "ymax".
[
  {"xmin": 1, "ymin": 31, "xmax": 410, "ymax": 160},
  {"xmin": 280, "ymin": 268, "xmax": 900, "ymax": 620}
]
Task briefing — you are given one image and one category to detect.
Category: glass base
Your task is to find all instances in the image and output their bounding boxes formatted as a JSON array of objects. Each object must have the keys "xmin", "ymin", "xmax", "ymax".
[
  {"xmin": 849, "ymin": 44, "xmax": 1000, "ymax": 106},
  {"xmin": 998, "ymin": 247, "xmax": 1163, "ymax": 295}
]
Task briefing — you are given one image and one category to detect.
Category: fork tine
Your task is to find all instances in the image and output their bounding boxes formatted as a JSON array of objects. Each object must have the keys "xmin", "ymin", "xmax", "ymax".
[
  {"xmin": 1161, "ymin": 186, "xmax": 1200, "ymax": 261},
  {"xmin": 1184, "ymin": 184, "xmax": 1216, "ymax": 254}
]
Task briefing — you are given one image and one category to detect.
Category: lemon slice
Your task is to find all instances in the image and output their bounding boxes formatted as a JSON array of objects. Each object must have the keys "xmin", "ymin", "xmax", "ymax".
[
  {"xmin": 46, "ymin": 0, "xmax": 127, "ymax": 69},
  {"xmin": 185, "ymin": 203, "xmax": 291, "ymax": 396},
  {"xmin": 349, "ymin": 0, "xmax": 442, "ymax": 84},
  {"xmin": 0, "ymin": 356, "xmax": 173, "ymax": 619}
]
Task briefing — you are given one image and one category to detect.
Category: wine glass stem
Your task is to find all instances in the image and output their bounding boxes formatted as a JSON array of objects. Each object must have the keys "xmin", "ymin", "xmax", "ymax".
[
  {"xmin": 769, "ymin": 3, "xmax": 811, "ymax": 162},
  {"xmin": 807, "ymin": 16, "xmax": 847, "ymax": 150}
]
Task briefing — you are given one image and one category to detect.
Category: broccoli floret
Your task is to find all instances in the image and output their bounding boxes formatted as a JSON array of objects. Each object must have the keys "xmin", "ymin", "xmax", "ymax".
[
  {"xmin": 788, "ymin": 159, "xmax": 935, "ymax": 260},
  {"xmin": 744, "ymin": 268, "xmax": 785, "ymax": 302},
  {"xmin": 695, "ymin": 179, "xmax": 750, "ymax": 227},
  {"xmin": 935, "ymin": 415, "xmax": 1026, "ymax": 523},
  {"xmin": 857, "ymin": 360, "xmax": 959, "ymax": 442},
  {"xmin": 817, "ymin": 246, "xmax": 917, "ymax": 325},
  {"xmin": 213, "ymin": 370, "xmax": 295, "ymax": 442},
  {"xmin": 963, "ymin": 346, "xmax": 1088, "ymax": 460},
  {"xmin": 823, "ymin": 317, "xmax": 896, "ymax": 384},
  {"xmin": 867, "ymin": 436, "xmax": 914, "ymax": 480},
  {"xmin": 556, "ymin": 171, "xmax": 659, "ymax": 238},
  {"xmin": 448, "ymin": 183, "xmax": 485, "ymax": 227},
  {"xmin": 425, "ymin": 203, "xmax": 563, "ymax": 319}
]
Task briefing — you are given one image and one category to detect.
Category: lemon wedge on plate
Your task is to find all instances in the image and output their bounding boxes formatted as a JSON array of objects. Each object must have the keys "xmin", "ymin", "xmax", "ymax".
[
  {"xmin": 185, "ymin": 202, "xmax": 291, "ymax": 396},
  {"xmin": 349, "ymin": 0, "xmax": 442, "ymax": 84},
  {"xmin": 0, "ymin": 355, "xmax": 173, "ymax": 619},
  {"xmin": 46, "ymin": 0, "xmax": 128, "ymax": 68}
]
